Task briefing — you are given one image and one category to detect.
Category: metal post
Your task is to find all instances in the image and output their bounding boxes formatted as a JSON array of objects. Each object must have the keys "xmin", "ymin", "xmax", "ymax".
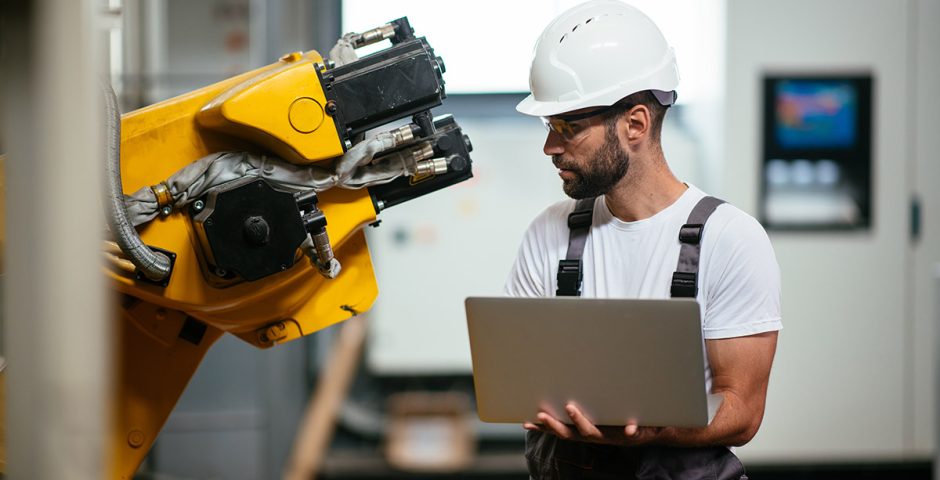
[{"xmin": 1, "ymin": 0, "xmax": 111, "ymax": 478}]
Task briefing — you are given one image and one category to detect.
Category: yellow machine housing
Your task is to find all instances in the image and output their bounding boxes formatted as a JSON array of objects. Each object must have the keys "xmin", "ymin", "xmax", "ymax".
[
  {"xmin": 109, "ymin": 49, "xmax": 383, "ymax": 478},
  {"xmin": 0, "ymin": 15, "xmax": 470, "ymax": 478}
]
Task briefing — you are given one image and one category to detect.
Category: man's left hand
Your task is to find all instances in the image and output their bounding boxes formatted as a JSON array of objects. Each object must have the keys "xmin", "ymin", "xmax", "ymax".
[{"xmin": 523, "ymin": 402, "xmax": 662, "ymax": 446}]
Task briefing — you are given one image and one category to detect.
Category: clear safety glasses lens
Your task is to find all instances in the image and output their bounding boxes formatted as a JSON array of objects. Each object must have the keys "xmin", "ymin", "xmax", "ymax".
[
  {"xmin": 541, "ymin": 116, "xmax": 588, "ymax": 142},
  {"xmin": 540, "ymin": 103, "xmax": 626, "ymax": 142}
]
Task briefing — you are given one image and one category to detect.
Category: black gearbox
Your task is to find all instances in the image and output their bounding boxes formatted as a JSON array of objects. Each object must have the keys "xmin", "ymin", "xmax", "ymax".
[{"xmin": 190, "ymin": 178, "xmax": 307, "ymax": 282}]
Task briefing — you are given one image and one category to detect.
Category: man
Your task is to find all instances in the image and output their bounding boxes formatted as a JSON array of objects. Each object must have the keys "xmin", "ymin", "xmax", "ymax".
[{"xmin": 505, "ymin": 1, "xmax": 781, "ymax": 478}]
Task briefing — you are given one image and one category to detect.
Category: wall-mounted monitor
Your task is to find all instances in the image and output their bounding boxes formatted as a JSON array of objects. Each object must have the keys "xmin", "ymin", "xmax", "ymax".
[{"xmin": 760, "ymin": 74, "xmax": 873, "ymax": 230}]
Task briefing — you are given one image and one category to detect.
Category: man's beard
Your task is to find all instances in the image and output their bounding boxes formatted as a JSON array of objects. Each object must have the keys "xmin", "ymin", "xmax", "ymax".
[{"xmin": 553, "ymin": 125, "xmax": 629, "ymax": 199}]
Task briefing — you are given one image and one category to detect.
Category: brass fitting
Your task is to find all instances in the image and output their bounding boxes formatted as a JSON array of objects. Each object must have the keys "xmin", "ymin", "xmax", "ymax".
[{"xmin": 150, "ymin": 181, "xmax": 173, "ymax": 216}]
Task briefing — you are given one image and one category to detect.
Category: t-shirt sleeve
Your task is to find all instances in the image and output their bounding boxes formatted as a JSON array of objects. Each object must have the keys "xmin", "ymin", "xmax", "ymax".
[
  {"xmin": 504, "ymin": 218, "xmax": 548, "ymax": 298},
  {"xmin": 701, "ymin": 212, "xmax": 782, "ymax": 339},
  {"xmin": 503, "ymin": 201, "xmax": 573, "ymax": 298}
]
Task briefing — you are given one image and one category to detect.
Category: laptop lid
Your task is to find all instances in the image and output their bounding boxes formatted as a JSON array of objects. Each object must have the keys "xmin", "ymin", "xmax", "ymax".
[{"xmin": 465, "ymin": 296, "xmax": 719, "ymax": 427}]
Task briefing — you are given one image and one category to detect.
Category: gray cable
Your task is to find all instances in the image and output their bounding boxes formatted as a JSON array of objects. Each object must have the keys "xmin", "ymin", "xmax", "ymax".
[{"xmin": 103, "ymin": 82, "xmax": 171, "ymax": 281}]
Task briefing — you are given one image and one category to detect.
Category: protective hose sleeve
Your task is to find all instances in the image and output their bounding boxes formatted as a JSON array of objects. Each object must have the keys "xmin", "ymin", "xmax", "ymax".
[
  {"xmin": 103, "ymin": 82, "xmax": 172, "ymax": 281},
  {"xmin": 328, "ymin": 33, "xmax": 359, "ymax": 67},
  {"xmin": 123, "ymin": 133, "xmax": 406, "ymax": 227}
]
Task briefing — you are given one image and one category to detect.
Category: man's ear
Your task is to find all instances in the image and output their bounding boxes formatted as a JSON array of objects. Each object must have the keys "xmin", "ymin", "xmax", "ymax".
[{"xmin": 622, "ymin": 104, "xmax": 651, "ymax": 146}]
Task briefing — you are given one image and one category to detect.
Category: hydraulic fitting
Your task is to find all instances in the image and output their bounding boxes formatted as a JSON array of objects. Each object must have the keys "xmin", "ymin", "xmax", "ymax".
[
  {"xmin": 390, "ymin": 124, "xmax": 417, "ymax": 147},
  {"xmin": 353, "ymin": 24, "xmax": 396, "ymax": 48},
  {"xmin": 415, "ymin": 157, "xmax": 448, "ymax": 176}
]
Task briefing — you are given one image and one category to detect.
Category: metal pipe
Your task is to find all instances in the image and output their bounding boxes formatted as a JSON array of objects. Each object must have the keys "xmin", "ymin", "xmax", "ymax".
[
  {"xmin": 103, "ymin": 81, "xmax": 171, "ymax": 281},
  {"xmin": 2, "ymin": 0, "xmax": 111, "ymax": 477}
]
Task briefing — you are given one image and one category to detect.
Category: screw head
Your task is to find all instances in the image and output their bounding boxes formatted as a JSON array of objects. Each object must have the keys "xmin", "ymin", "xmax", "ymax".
[
  {"xmin": 193, "ymin": 200, "xmax": 205, "ymax": 211},
  {"xmin": 161, "ymin": 206, "xmax": 172, "ymax": 216},
  {"xmin": 128, "ymin": 430, "xmax": 145, "ymax": 448}
]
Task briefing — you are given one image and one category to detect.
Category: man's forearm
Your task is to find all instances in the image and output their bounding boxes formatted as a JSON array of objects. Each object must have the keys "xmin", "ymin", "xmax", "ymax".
[{"xmin": 636, "ymin": 390, "xmax": 760, "ymax": 448}]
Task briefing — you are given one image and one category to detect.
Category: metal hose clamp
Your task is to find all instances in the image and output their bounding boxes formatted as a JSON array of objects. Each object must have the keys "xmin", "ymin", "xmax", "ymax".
[{"xmin": 150, "ymin": 181, "xmax": 173, "ymax": 216}]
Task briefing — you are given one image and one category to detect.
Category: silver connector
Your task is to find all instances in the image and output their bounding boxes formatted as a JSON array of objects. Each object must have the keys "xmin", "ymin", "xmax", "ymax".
[
  {"xmin": 411, "ymin": 143, "xmax": 434, "ymax": 163},
  {"xmin": 390, "ymin": 124, "xmax": 416, "ymax": 147},
  {"xmin": 415, "ymin": 157, "xmax": 448, "ymax": 176},
  {"xmin": 354, "ymin": 24, "xmax": 396, "ymax": 48},
  {"xmin": 312, "ymin": 230, "xmax": 334, "ymax": 269}
]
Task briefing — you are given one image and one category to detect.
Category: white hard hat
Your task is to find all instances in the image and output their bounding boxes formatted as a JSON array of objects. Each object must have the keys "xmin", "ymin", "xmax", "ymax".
[{"xmin": 516, "ymin": 0, "xmax": 679, "ymax": 117}]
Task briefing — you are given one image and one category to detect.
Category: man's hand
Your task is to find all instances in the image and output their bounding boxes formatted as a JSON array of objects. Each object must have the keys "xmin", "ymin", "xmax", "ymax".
[
  {"xmin": 523, "ymin": 402, "xmax": 662, "ymax": 446},
  {"xmin": 522, "ymin": 331, "xmax": 779, "ymax": 448}
]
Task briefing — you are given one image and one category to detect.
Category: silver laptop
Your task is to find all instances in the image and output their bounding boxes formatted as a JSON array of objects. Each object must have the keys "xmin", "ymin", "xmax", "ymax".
[{"xmin": 465, "ymin": 297, "xmax": 720, "ymax": 427}]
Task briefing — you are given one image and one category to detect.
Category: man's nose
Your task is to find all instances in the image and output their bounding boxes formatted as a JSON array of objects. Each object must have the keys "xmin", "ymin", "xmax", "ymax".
[{"xmin": 543, "ymin": 130, "xmax": 565, "ymax": 156}]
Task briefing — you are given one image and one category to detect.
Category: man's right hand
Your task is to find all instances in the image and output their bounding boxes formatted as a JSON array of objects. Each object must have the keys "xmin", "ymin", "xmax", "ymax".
[{"xmin": 523, "ymin": 402, "xmax": 663, "ymax": 446}]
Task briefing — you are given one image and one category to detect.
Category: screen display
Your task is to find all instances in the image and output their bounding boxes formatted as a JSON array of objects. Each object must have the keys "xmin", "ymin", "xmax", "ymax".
[{"xmin": 774, "ymin": 80, "xmax": 857, "ymax": 149}]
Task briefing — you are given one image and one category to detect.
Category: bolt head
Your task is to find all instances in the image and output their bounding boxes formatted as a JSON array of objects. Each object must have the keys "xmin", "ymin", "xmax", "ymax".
[
  {"xmin": 193, "ymin": 200, "xmax": 205, "ymax": 211},
  {"xmin": 128, "ymin": 430, "xmax": 145, "ymax": 448}
]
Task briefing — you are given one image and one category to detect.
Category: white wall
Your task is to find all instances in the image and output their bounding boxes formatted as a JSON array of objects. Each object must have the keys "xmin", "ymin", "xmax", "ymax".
[{"xmin": 723, "ymin": 0, "xmax": 939, "ymax": 462}]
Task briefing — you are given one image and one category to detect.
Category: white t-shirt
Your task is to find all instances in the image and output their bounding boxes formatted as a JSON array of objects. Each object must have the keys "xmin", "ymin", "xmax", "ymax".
[{"xmin": 504, "ymin": 185, "xmax": 782, "ymax": 392}]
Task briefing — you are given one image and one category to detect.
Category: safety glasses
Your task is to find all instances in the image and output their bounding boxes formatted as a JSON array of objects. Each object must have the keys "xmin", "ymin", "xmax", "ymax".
[{"xmin": 540, "ymin": 102, "xmax": 633, "ymax": 143}]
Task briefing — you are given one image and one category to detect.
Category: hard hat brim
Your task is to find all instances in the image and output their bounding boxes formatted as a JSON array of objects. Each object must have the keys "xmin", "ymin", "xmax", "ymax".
[{"xmin": 515, "ymin": 94, "xmax": 593, "ymax": 117}]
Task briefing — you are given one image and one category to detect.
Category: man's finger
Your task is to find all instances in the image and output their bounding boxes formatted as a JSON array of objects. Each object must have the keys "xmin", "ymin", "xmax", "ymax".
[
  {"xmin": 537, "ymin": 412, "xmax": 575, "ymax": 440},
  {"xmin": 523, "ymin": 422, "xmax": 541, "ymax": 431},
  {"xmin": 624, "ymin": 420, "xmax": 639, "ymax": 437},
  {"xmin": 566, "ymin": 403, "xmax": 602, "ymax": 439}
]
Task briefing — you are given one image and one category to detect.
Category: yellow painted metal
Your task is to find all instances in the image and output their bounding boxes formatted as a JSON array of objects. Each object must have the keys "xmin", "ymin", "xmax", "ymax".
[
  {"xmin": 112, "ymin": 48, "xmax": 380, "ymax": 342},
  {"xmin": 102, "ymin": 49, "xmax": 381, "ymax": 478},
  {"xmin": 110, "ymin": 302, "xmax": 223, "ymax": 479},
  {"xmin": 196, "ymin": 51, "xmax": 345, "ymax": 164}
]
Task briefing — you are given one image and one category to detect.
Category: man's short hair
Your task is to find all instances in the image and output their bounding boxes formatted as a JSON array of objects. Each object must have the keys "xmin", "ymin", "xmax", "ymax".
[{"xmin": 605, "ymin": 90, "xmax": 669, "ymax": 144}]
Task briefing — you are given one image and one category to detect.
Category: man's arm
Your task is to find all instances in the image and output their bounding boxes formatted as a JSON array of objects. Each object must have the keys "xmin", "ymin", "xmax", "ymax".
[{"xmin": 525, "ymin": 330, "xmax": 778, "ymax": 447}]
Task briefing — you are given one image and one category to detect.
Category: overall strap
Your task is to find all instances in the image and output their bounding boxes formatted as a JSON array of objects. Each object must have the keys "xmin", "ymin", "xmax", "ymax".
[
  {"xmin": 556, "ymin": 197, "xmax": 596, "ymax": 297},
  {"xmin": 671, "ymin": 196, "xmax": 725, "ymax": 298}
]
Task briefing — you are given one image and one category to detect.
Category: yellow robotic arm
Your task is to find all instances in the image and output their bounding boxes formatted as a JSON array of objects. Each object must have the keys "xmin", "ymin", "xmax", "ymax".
[{"xmin": 105, "ymin": 18, "xmax": 473, "ymax": 478}]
